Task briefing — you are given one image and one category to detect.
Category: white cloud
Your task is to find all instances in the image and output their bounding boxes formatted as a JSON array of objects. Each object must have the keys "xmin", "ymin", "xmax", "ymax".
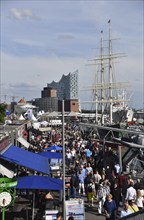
[
  {"xmin": 1, "ymin": 51, "xmax": 143, "ymax": 108},
  {"xmin": 57, "ymin": 34, "xmax": 76, "ymax": 40},
  {"xmin": 1, "ymin": 1, "xmax": 143, "ymax": 108},
  {"xmin": 13, "ymin": 39, "xmax": 45, "ymax": 47},
  {"xmin": 1, "ymin": 52, "xmax": 87, "ymax": 101},
  {"xmin": 9, "ymin": 8, "xmax": 34, "ymax": 20}
]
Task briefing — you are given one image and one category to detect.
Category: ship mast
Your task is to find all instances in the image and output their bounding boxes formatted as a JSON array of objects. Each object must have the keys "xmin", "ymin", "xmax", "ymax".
[
  {"xmin": 100, "ymin": 30, "xmax": 105, "ymax": 125},
  {"xmin": 108, "ymin": 20, "xmax": 113, "ymax": 124},
  {"xmin": 81, "ymin": 21, "xmax": 129, "ymax": 125}
]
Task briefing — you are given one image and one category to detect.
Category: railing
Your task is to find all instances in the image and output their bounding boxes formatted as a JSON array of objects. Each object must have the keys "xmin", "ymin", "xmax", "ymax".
[{"xmin": 118, "ymin": 209, "xmax": 144, "ymax": 220}]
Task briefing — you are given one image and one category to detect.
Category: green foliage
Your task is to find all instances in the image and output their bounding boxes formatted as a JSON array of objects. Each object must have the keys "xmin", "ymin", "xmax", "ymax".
[{"xmin": 0, "ymin": 103, "xmax": 6, "ymax": 123}]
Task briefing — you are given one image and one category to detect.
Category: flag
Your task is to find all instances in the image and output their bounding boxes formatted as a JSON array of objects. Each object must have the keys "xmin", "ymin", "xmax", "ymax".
[{"xmin": 108, "ymin": 19, "xmax": 111, "ymax": 23}]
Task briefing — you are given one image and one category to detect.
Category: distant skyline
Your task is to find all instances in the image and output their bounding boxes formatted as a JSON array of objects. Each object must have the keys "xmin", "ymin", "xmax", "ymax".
[{"xmin": 1, "ymin": 0, "xmax": 143, "ymax": 109}]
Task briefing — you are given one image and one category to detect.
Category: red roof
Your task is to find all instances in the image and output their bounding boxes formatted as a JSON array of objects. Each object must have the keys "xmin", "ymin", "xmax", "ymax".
[{"xmin": 18, "ymin": 99, "xmax": 26, "ymax": 104}]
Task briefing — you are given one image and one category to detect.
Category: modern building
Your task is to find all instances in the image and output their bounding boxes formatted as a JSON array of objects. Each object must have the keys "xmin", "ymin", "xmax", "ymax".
[
  {"xmin": 42, "ymin": 87, "xmax": 57, "ymax": 98},
  {"xmin": 34, "ymin": 96, "xmax": 58, "ymax": 113},
  {"xmin": 32, "ymin": 70, "xmax": 79, "ymax": 113},
  {"xmin": 47, "ymin": 70, "xmax": 79, "ymax": 112},
  {"xmin": 33, "ymin": 87, "xmax": 58, "ymax": 113}
]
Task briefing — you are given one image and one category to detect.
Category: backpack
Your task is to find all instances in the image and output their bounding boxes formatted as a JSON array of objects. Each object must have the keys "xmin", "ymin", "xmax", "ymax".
[{"xmin": 87, "ymin": 183, "xmax": 93, "ymax": 192}]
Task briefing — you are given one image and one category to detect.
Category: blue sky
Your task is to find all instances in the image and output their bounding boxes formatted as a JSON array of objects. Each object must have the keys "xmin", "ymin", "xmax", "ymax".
[{"xmin": 1, "ymin": 0, "xmax": 143, "ymax": 109}]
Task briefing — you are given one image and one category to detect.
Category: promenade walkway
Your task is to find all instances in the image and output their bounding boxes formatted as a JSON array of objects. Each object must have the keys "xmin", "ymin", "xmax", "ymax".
[{"xmin": 85, "ymin": 204, "xmax": 105, "ymax": 220}]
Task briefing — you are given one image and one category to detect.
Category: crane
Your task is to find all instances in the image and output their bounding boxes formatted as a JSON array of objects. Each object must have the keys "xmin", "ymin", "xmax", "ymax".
[
  {"xmin": 0, "ymin": 94, "xmax": 10, "ymax": 103},
  {"xmin": 10, "ymin": 96, "xmax": 19, "ymax": 102},
  {"xmin": 0, "ymin": 94, "xmax": 19, "ymax": 103}
]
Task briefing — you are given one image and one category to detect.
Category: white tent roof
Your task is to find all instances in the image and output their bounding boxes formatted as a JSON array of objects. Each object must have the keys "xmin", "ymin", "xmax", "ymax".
[
  {"xmin": 68, "ymin": 111, "xmax": 77, "ymax": 117},
  {"xmin": 48, "ymin": 111, "xmax": 59, "ymax": 117},
  {"xmin": 0, "ymin": 164, "xmax": 14, "ymax": 178},
  {"xmin": 32, "ymin": 122, "xmax": 41, "ymax": 129},
  {"xmin": 40, "ymin": 121, "xmax": 49, "ymax": 127},
  {"xmin": 19, "ymin": 114, "xmax": 25, "ymax": 120},
  {"xmin": 31, "ymin": 114, "xmax": 37, "ymax": 121},
  {"xmin": 20, "ymin": 103, "xmax": 36, "ymax": 109}
]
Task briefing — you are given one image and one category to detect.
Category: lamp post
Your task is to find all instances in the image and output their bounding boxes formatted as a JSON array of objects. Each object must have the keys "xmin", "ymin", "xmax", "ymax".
[{"xmin": 62, "ymin": 100, "xmax": 66, "ymax": 220}]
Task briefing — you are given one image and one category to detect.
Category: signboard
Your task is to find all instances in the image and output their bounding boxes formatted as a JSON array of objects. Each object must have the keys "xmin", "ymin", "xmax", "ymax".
[
  {"xmin": 0, "ymin": 136, "xmax": 9, "ymax": 152},
  {"xmin": 65, "ymin": 199, "xmax": 85, "ymax": 220},
  {"xmin": 17, "ymin": 124, "xmax": 24, "ymax": 137},
  {"xmin": 45, "ymin": 210, "xmax": 58, "ymax": 220}
]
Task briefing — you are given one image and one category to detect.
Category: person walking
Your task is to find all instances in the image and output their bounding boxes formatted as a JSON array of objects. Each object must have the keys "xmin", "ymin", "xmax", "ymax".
[
  {"xmin": 128, "ymin": 199, "xmax": 139, "ymax": 213},
  {"xmin": 78, "ymin": 168, "xmax": 85, "ymax": 195},
  {"xmin": 111, "ymin": 182, "xmax": 121, "ymax": 216},
  {"xmin": 120, "ymin": 201, "xmax": 132, "ymax": 217},
  {"xmin": 70, "ymin": 170, "xmax": 79, "ymax": 198},
  {"xmin": 66, "ymin": 149, "xmax": 72, "ymax": 168},
  {"xmin": 86, "ymin": 162, "xmax": 93, "ymax": 175},
  {"xmin": 87, "ymin": 179, "xmax": 95, "ymax": 207},
  {"xmin": 97, "ymin": 183, "xmax": 106, "ymax": 215},
  {"xmin": 104, "ymin": 194, "xmax": 117, "ymax": 220},
  {"xmin": 93, "ymin": 169, "xmax": 101, "ymax": 194},
  {"xmin": 125, "ymin": 181, "xmax": 137, "ymax": 204},
  {"xmin": 103, "ymin": 179, "xmax": 111, "ymax": 197},
  {"xmin": 136, "ymin": 189, "xmax": 144, "ymax": 210}
]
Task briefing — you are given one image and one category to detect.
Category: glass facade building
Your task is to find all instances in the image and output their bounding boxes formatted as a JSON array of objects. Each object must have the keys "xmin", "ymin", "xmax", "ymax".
[{"xmin": 47, "ymin": 70, "xmax": 78, "ymax": 101}]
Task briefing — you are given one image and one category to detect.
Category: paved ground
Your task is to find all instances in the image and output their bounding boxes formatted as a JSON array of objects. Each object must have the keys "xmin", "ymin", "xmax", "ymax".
[
  {"xmin": 85, "ymin": 205, "xmax": 105, "ymax": 220},
  {"xmin": 84, "ymin": 195, "xmax": 121, "ymax": 220},
  {"xmin": 5, "ymin": 193, "xmax": 121, "ymax": 220},
  {"xmin": 5, "ymin": 202, "xmax": 119, "ymax": 220}
]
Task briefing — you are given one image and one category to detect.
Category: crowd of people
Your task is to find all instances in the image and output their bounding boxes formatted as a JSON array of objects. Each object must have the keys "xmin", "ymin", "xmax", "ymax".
[
  {"xmin": 64, "ymin": 122, "xmax": 144, "ymax": 219},
  {"xmin": 26, "ymin": 120, "xmax": 144, "ymax": 219}
]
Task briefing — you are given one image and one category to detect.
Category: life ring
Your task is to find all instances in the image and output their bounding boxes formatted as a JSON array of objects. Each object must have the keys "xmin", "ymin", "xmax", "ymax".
[{"xmin": 22, "ymin": 131, "xmax": 28, "ymax": 139}]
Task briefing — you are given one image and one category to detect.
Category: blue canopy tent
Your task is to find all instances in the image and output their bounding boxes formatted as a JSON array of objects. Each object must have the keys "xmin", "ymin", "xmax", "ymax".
[
  {"xmin": 0, "ymin": 145, "xmax": 49, "ymax": 174},
  {"xmin": 39, "ymin": 151, "xmax": 62, "ymax": 172},
  {"xmin": 16, "ymin": 175, "xmax": 62, "ymax": 190},
  {"xmin": 46, "ymin": 146, "xmax": 62, "ymax": 151},
  {"xmin": 15, "ymin": 175, "xmax": 62, "ymax": 219},
  {"xmin": 38, "ymin": 151, "xmax": 62, "ymax": 159}
]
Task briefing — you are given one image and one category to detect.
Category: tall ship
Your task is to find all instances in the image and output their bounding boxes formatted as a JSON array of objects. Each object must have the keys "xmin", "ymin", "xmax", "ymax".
[{"xmin": 82, "ymin": 20, "xmax": 133, "ymax": 125}]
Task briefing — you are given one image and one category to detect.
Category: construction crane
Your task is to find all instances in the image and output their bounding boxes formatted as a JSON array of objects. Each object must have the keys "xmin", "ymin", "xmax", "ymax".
[
  {"xmin": 10, "ymin": 96, "xmax": 19, "ymax": 102},
  {"xmin": 0, "ymin": 94, "xmax": 10, "ymax": 103},
  {"xmin": 0, "ymin": 94, "xmax": 20, "ymax": 103}
]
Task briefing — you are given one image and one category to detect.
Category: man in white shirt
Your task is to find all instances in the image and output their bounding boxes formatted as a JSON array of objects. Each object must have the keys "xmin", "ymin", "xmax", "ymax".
[
  {"xmin": 121, "ymin": 202, "xmax": 132, "ymax": 217},
  {"xmin": 86, "ymin": 162, "xmax": 93, "ymax": 175},
  {"xmin": 125, "ymin": 181, "xmax": 137, "ymax": 203},
  {"xmin": 114, "ymin": 163, "xmax": 121, "ymax": 176},
  {"xmin": 71, "ymin": 148, "xmax": 76, "ymax": 165},
  {"xmin": 66, "ymin": 150, "xmax": 72, "ymax": 167}
]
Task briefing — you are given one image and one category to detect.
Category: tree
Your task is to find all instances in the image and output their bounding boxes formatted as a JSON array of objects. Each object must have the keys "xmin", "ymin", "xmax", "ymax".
[{"xmin": 0, "ymin": 103, "xmax": 6, "ymax": 123}]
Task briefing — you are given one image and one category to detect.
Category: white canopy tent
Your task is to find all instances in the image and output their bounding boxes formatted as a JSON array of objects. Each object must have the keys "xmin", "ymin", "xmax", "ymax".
[{"xmin": 17, "ymin": 136, "xmax": 30, "ymax": 149}]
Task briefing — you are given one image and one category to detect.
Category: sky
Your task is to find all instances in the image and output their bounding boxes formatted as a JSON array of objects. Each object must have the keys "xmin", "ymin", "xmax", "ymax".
[{"xmin": 0, "ymin": 0, "xmax": 143, "ymax": 109}]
